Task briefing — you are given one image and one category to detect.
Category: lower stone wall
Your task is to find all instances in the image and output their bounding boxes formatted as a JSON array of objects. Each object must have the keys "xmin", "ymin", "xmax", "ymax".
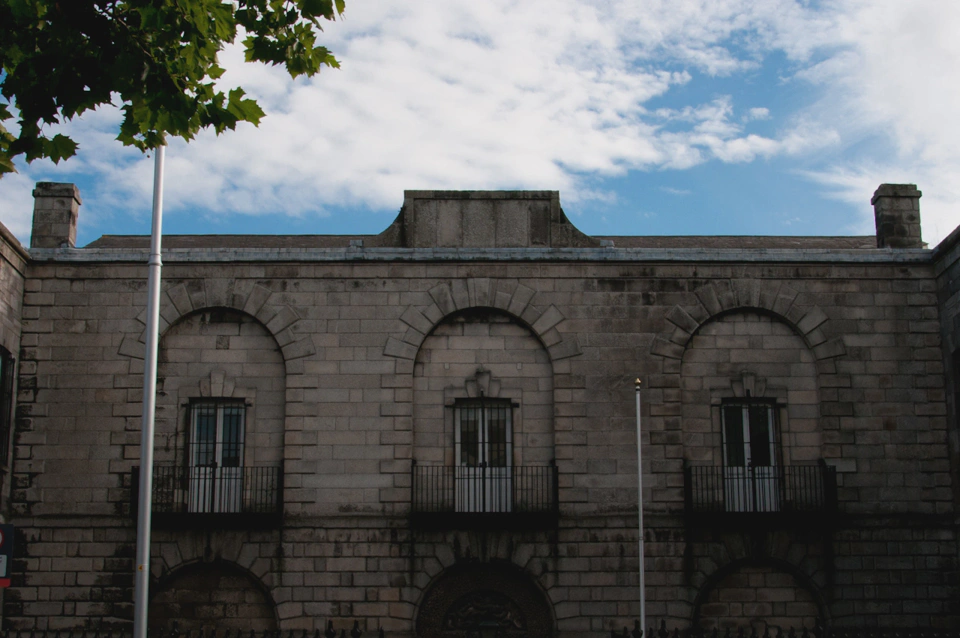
[
  {"xmin": 3, "ymin": 515, "xmax": 958, "ymax": 635},
  {"xmin": 831, "ymin": 520, "xmax": 959, "ymax": 626},
  {"xmin": 4, "ymin": 523, "xmax": 135, "ymax": 629}
]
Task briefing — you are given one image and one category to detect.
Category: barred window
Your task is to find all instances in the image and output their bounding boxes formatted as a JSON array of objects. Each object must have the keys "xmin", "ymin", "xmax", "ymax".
[
  {"xmin": 455, "ymin": 400, "xmax": 512, "ymax": 468},
  {"xmin": 190, "ymin": 401, "xmax": 245, "ymax": 469},
  {"xmin": 721, "ymin": 400, "xmax": 778, "ymax": 468},
  {"xmin": 454, "ymin": 399, "xmax": 513, "ymax": 513},
  {"xmin": 720, "ymin": 399, "xmax": 781, "ymax": 513},
  {"xmin": 187, "ymin": 400, "xmax": 246, "ymax": 513}
]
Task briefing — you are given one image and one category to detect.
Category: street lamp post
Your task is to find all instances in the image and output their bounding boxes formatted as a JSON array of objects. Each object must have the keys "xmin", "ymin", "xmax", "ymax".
[{"xmin": 133, "ymin": 145, "xmax": 165, "ymax": 638}]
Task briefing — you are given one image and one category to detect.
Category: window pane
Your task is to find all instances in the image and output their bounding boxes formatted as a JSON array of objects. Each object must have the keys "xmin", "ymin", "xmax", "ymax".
[
  {"xmin": 723, "ymin": 405, "xmax": 745, "ymax": 467},
  {"xmin": 486, "ymin": 405, "xmax": 509, "ymax": 467},
  {"xmin": 460, "ymin": 407, "xmax": 479, "ymax": 466},
  {"xmin": 192, "ymin": 404, "xmax": 217, "ymax": 466},
  {"xmin": 749, "ymin": 404, "xmax": 773, "ymax": 466},
  {"xmin": 220, "ymin": 405, "xmax": 244, "ymax": 467}
]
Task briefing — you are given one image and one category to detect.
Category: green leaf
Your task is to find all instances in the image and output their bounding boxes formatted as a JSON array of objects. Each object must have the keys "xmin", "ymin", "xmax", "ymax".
[
  {"xmin": 301, "ymin": 0, "xmax": 334, "ymax": 19},
  {"xmin": 44, "ymin": 134, "xmax": 79, "ymax": 164},
  {"xmin": 226, "ymin": 88, "xmax": 265, "ymax": 125},
  {"xmin": 0, "ymin": 154, "xmax": 17, "ymax": 176},
  {"xmin": 0, "ymin": 0, "xmax": 343, "ymax": 175}
]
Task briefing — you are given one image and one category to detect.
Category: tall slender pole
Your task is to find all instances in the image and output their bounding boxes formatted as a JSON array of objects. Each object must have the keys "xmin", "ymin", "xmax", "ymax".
[
  {"xmin": 134, "ymin": 145, "xmax": 165, "ymax": 638},
  {"xmin": 635, "ymin": 378, "xmax": 646, "ymax": 634}
]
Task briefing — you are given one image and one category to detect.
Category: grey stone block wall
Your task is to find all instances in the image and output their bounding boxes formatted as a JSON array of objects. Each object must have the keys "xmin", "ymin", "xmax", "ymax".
[
  {"xmin": 934, "ymin": 225, "xmax": 960, "ymax": 520},
  {"xmin": 5, "ymin": 253, "xmax": 958, "ymax": 634},
  {"xmin": 0, "ymin": 222, "xmax": 26, "ymax": 360},
  {"xmin": 0, "ymin": 220, "xmax": 27, "ymax": 510}
]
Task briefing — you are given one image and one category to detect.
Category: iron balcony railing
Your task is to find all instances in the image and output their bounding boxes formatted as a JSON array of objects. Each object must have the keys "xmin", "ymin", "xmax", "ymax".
[
  {"xmin": 411, "ymin": 462, "xmax": 559, "ymax": 530},
  {"xmin": 131, "ymin": 465, "xmax": 282, "ymax": 528},
  {"xmin": 685, "ymin": 461, "xmax": 837, "ymax": 518}
]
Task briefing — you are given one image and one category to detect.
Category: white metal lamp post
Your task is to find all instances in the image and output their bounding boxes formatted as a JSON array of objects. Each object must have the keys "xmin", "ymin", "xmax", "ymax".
[{"xmin": 133, "ymin": 144, "xmax": 165, "ymax": 638}]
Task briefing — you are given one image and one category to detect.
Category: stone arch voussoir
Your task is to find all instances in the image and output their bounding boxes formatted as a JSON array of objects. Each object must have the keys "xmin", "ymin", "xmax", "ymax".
[
  {"xmin": 384, "ymin": 278, "xmax": 581, "ymax": 363},
  {"xmin": 650, "ymin": 281, "xmax": 845, "ymax": 363},
  {"xmin": 416, "ymin": 560, "xmax": 556, "ymax": 638},
  {"xmin": 118, "ymin": 279, "xmax": 316, "ymax": 370},
  {"xmin": 691, "ymin": 556, "xmax": 830, "ymax": 629}
]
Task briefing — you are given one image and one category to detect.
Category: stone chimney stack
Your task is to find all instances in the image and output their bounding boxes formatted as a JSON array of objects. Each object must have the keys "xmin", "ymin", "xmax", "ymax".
[
  {"xmin": 872, "ymin": 183, "xmax": 923, "ymax": 248},
  {"xmin": 30, "ymin": 182, "xmax": 81, "ymax": 249}
]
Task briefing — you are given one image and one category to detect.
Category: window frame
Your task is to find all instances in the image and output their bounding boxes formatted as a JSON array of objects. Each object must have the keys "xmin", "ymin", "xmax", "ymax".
[
  {"xmin": 187, "ymin": 399, "xmax": 247, "ymax": 470},
  {"xmin": 720, "ymin": 398, "xmax": 781, "ymax": 469},
  {"xmin": 453, "ymin": 398, "xmax": 514, "ymax": 469}
]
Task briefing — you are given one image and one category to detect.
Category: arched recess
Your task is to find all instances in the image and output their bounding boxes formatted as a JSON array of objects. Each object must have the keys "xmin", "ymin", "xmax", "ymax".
[
  {"xmin": 118, "ymin": 279, "xmax": 316, "ymax": 373},
  {"xmin": 692, "ymin": 558, "xmax": 828, "ymax": 632},
  {"xmin": 149, "ymin": 560, "xmax": 279, "ymax": 632},
  {"xmin": 153, "ymin": 307, "xmax": 286, "ymax": 467},
  {"xmin": 416, "ymin": 561, "xmax": 556, "ymax": 637},
  {"xmin": 412, "ymin": 307, "xmax": 555, "ymax": 466}
]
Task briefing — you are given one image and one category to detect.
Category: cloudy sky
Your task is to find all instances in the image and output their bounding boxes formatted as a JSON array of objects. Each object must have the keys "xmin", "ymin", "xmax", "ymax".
[{"xmin": 1, "ymin": 0, "xmax": 959, "ymax": 247}]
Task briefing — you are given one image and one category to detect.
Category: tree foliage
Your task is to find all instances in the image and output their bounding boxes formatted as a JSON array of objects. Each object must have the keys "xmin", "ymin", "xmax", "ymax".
[{"xmin": 0, "ymin": 0, "xmax": 344, "ymax": 175}]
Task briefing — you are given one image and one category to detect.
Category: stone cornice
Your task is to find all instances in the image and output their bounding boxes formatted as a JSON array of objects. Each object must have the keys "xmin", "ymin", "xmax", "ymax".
[{"xmin": 27, "ymin": 245, "xmax": 935, "ymax": 264}]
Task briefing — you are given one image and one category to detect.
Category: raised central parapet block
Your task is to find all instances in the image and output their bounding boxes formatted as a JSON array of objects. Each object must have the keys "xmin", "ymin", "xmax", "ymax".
[{"xmin": 380, "ymin": 190, "xmax": 600, "ymax": 249}]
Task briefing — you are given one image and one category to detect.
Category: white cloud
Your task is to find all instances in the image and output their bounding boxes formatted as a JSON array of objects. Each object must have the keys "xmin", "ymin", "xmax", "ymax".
[
  {"xmin": 0, "ymin": 0, "xmax": 958, "ymax": 245},
  {"xmin": 791, "ymin": 0, "xmax": 960, "ymax": 244},
  {"xmin": 0, "ymin": 1, "xmax": 833, "ymax": 239},
  {"xmin": 0, "ymin": 172, "xmax": 36, "ymax": 244}
]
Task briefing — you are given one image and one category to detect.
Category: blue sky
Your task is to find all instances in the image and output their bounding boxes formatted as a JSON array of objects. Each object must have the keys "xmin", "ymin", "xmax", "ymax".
[{"xmin": 2, "ymin": 0, "xmax": 959, "ymax": 247}]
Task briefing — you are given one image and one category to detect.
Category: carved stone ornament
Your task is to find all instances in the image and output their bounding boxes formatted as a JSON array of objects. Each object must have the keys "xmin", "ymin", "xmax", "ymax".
[
  {"xmin": 442, "ymin": 590, "xmax": 526, "ymax": 631},
  {"xmin": 465, "ymin": 367, "xmax": 502, "ymax": 399}
]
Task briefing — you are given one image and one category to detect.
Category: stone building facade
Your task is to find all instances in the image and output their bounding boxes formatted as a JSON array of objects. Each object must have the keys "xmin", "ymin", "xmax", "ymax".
[
  {"xmin": 0, "ymin": 183, "xmax": 957, "ymax": 636},
  {"xmin": 0, "ymin": 217, "xmax": 26, "ymax": 505}
]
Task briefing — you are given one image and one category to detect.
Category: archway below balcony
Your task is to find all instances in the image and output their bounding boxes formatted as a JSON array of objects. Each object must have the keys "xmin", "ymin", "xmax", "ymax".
[
  {"xmin": 149, "ymin": 560, "xmax": 278, "ymax": 632},
  {"xmin": 693, "ymin": 560, "xmax": 825, "ymax": 633},
  {"xmin": 416, "ymin": 561, "xmax": 555, "ymax": 637}
]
